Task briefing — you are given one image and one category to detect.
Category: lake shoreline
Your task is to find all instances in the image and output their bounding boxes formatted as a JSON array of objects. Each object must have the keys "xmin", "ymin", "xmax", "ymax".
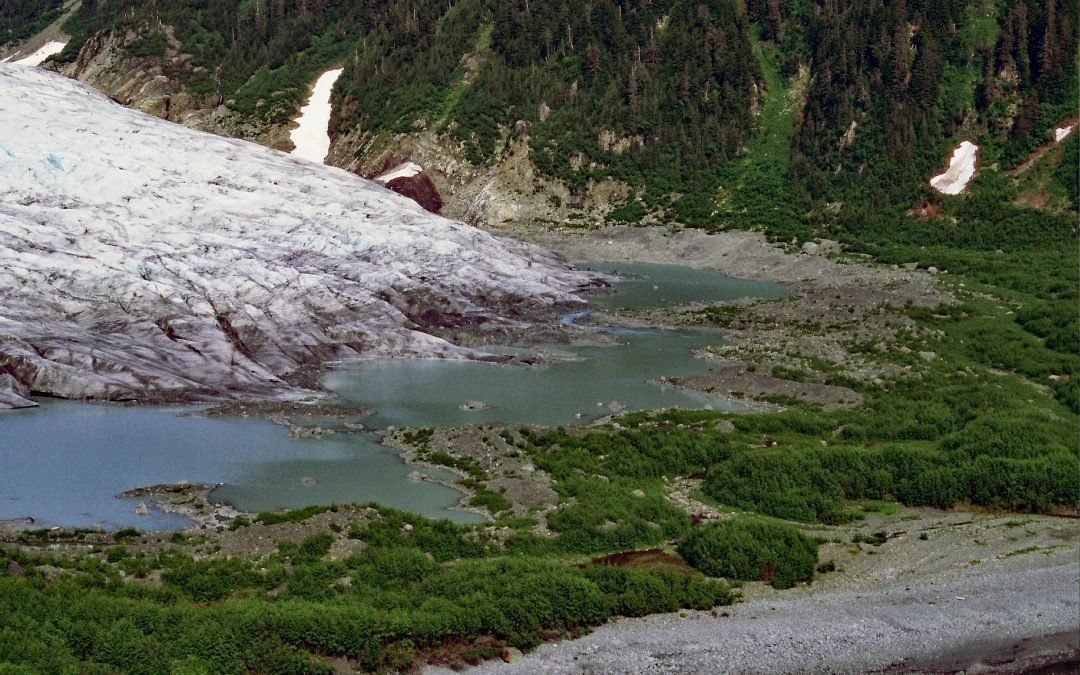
[{"xmin": 3, "ymin": 225, "xmax": 1075, "ymax": 675}]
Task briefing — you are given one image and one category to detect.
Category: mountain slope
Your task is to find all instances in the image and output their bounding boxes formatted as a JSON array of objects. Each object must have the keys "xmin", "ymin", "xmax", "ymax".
[
  {"xmin": 0, "ymin": 64, "xmax": 593, "ymax": 407},
  {"xmin": 14, "ymin": 0, "xmax": 1074, "ymax": 230}
]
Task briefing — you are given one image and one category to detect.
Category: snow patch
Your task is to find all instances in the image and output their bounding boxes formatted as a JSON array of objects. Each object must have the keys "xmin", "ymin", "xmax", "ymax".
[
  {"xmin": 1055, "ymin": 125, "xmax": 1074, "ymax": 143},
  {"xmin": 930, "ymin": 141, "xmax": 978, "ymax": 195},
  {"xmin": 289, "ymin": 68, "xmax": 343, "ymax": 164},
  {"xmin": 9, "ymin": 41, "xmax": 67, "ymax": 67},
  {"xmin": 0, "ymin": 65, "xmax": 593, "ymax": 405},
  {"xmin": 376, "ymin": 162, "xmax": 424, "ymax": 184}
]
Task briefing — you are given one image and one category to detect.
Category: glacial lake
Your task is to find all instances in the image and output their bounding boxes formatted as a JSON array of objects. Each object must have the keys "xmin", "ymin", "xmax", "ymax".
[{"xmin": 0, "ymin": 263, "xmax": 788, "ymax": 530}]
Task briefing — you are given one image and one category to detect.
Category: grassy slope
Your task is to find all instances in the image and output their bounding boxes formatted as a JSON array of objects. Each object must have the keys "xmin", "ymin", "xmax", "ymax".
[{"xmin": 712, "ymin": 39, "xmax": 801, "ymax": 234}]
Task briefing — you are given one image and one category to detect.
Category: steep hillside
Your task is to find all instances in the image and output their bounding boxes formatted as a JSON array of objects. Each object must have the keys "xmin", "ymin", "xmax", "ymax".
[
  {"xmin": 0, "ymin": 64, "xmax": 594, "ymax": 407},
  {"xmin": 13, "ymin": 0, "xmax": 1071, "ymax": 229}
]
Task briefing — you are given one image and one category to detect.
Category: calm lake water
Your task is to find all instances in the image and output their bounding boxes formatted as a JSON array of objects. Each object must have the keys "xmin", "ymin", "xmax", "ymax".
[
  {"xmin": 0, "ymin": 401, "xmax": 470, "ymax": 530},
  {"xmin": 582, "ymin": 261, "xmax": 790, "ymax": 310},
  {"xmin": 0, "ymin": 263, "xmax": 787, "ymax": 529}
]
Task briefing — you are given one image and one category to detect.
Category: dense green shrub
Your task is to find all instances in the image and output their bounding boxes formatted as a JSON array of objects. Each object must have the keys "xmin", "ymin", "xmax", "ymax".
[
  {"xmin": 677, "ymin": 519, "xmax": 819, "ymax": 589},
  {"xmin": 0, "ymin": 0, "xmax": 61, "ymax": 50}
]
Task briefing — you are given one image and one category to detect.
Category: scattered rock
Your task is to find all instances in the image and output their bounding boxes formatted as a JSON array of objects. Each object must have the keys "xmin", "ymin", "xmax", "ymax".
[
  {"xmin": 460, "ymin": 400, "xmax": 492, "ymax": 411},
  {"xmin": 631, "ymin": 489, "xmax": 647, "ymax": 498},
  {"xmin": 801, "ymin": 241, "xmax": 820, "ymax": 256},
  {"xmin": 714, "ymin": 420, "xmax": 736, "ymax": 433},
  {"xmin": 34, "ymin": 565, "xmax": 65, "ymax": 581},
  {"xmin": 289, "ymin": 426, "xmax": 335, "ymax": 438},
  {"xmin": 502, "ymin": 647, "xmax": 524, "ymax": 663},
  {"xmin": 135, "ymin": 502, "xmax": 150, "ymax": 516}
]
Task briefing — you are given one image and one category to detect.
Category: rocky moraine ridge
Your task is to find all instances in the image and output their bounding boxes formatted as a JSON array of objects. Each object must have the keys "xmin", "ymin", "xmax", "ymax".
[{"xmin": 0, "ymin": 65, "xmax": 598, "ymax": 409}]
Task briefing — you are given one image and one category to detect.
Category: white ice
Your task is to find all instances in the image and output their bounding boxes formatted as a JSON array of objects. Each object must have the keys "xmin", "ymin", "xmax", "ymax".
[
  {"xmin": 930, "ymin": 141, "xmax": 978, "ymax": 195},
  {"xmin": 9, "ymin": 41, "xmax": 67, "ymax": 67},
  {"xmin": 289, "ymin": 68, "xmax": 343, "ymax": 164},
  {"xmin": 1054, "ymin": 125, "xmax": 1074, "ymax": 143},
  {"xmin": 376, "ymin": 162, "xmax": 424, "ymax": 183},
  {"xmin": 0, "ymin": 65, "xmax": 592, "ymax": 405}
]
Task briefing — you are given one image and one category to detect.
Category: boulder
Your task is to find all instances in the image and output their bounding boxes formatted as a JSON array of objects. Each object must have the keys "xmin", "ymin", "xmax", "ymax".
[
  {"xmin": 460, "ymin": 400, "xmax": 492, "ymax": 411},
  {"xmin": 502, "ymin": 647, "xmax": 524, "ymax": 663}
]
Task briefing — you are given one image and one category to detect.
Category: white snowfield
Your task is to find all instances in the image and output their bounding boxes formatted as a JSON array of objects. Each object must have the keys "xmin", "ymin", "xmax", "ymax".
[
  {"xmin": 1055, "ymin": 125, "xmax": 1074, "ymax": 142},
  {"xmin": 1, "ymin": 41, "xmax": 67, "ymax": 66},
  {"xmin": 376, "ymin": 162, "xmax": 425, "ymax": 184},
  {"xmin": 0, "ymin": 66, "xmax": 593, "ymax": 407},
  {"xmin": 930, "ymin": 141, "xmax": 978, "ymax": 195},
  {"xmin": 289, "ymin": 68, "xmax": 343, "ymax": 164}
]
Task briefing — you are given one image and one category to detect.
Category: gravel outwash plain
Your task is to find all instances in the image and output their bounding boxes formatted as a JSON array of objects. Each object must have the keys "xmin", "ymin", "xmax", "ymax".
[{"xmin": 431, "ymin": 512, "xmax": 1079, "ymax": 674}]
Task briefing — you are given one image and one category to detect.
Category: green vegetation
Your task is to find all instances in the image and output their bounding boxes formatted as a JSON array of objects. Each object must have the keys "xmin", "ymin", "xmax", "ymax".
[
  {"xmin": 0, "ymin": 0, "xmax": 61, "ymax": 49},
  {"xmin": 468, "ymin": 488, "xmax": 512, "ymax": 515},
  {"xmin": 0, "ymin": 507, "xmax": 732, "ymax": 672},
  {"xmin": 678, "ymin": 518, "xmax": 819, "ymax": 589},
  {"xmin": 711, "ymin": 34, "xmax": 801, "ymax": 232},
  {"xmin": 255, "ymin": 505, "xmax": 337, "ymax": 526},
  {"xmin": 695, "ymin": 291, "xmax": 1078, "ymax": 521},
  {"xmin": 38, "ymin": 1, "xmax": 1077, "ymax": 231}
]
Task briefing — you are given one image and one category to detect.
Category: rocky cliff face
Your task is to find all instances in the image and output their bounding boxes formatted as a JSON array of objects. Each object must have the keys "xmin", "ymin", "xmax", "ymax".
[
  {"xmin": 0, "ymin": 65, "xmax": 595, "ymax": 408},
  {"xmin": 330, "ymin": 126, "xmax": 629, "ymax": 228}
]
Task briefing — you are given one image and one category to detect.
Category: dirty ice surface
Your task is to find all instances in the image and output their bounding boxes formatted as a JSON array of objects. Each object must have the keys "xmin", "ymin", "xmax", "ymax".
[{"xmin": 0, "ymin": 65, "xmax": 592, "ymax": 406}]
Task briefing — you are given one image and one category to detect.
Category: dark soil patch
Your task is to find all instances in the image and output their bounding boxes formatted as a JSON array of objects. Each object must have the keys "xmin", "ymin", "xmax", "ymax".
[{"xmin": 590, "ymin": 548, "xmax": 696, "ymax": 574}]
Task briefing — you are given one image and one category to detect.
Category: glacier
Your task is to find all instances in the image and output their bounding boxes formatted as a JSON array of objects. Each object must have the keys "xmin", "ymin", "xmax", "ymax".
[{"xmin": 0, "ymin": 65, "xmax": 594, "ymax": 408}]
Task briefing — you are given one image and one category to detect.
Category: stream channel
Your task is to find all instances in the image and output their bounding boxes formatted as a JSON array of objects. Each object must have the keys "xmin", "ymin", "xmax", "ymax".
[{"xmin": 0, "ymin": 263, "xmax": 787, "ymax": 530}]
